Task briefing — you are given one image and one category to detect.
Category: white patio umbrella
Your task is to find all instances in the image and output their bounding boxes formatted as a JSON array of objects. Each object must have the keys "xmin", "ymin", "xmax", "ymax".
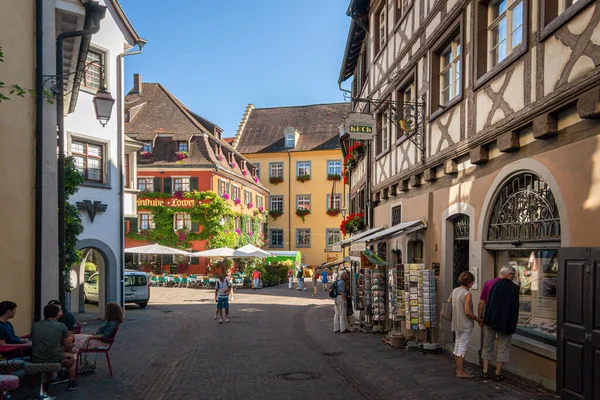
[
  {"xmin": 124, "ymin": 243, "xmax": 193, "ymax": 256},
  {"xmin": 234, "ymin": 244, "xmax": 272, "ymax": 259},
  {"xmin": 191, "ymin": 247, "xmax": 236, "ymax": 257},
  {"xmin": 124, "ymin": 243, "xmax": 193, "ymax": 272}
]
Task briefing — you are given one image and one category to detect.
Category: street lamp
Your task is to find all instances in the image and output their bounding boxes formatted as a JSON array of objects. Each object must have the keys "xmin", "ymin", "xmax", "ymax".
[
  {"xmin": 93, "ymin": 86, "xmax": 115, "ymax": 127},
  {"xmin": 341, "ymin": 208, "xmax": 348, "ymax": 218}
]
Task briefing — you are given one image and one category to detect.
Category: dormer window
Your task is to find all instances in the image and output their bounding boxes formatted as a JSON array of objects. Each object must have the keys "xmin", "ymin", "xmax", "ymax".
[
  {"xmin": 285, "ymin": 133, "xmax": 295, "ymax": 148},
  {"xmin": 177, "ymin": 141, "xmax": 188, "ymax": 152}
]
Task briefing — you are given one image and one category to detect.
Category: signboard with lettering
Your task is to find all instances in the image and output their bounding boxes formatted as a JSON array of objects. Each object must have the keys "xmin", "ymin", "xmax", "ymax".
[
  {"xmin": 137, "ymin": 198, "xmax": 199, "ymax": 208},
  {"xmin": 344, "ymin": 113, "xmax": 376, "ymax": 141}
]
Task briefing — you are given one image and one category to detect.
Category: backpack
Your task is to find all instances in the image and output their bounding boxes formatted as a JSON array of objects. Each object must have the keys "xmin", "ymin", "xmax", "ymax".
[{"xmin": 328, "ymin": 280, "xmax": 339, "ymax": 298}]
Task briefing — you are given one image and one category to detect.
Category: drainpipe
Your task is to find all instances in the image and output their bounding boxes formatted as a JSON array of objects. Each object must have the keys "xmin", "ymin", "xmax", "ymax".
[
  {"xmin": 56, "ymin": 2, "xmax": 106, "ymax": 307},
  {"xmin": 116, "ymin": 41, "xmax": 146, "ymax": 308},
  {"xmin": 34, "ymin": 0, "xmax": 44, "ymax": 322},
  {"xmin": 287, "ymin": 151, "xmax": 291, "ymax": 251}
]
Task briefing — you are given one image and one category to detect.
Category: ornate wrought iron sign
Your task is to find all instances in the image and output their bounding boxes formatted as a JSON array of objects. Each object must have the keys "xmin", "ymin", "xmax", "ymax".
[
  {"xmin": 344, "ymin": 94, "xmax": 426, "ymax": 159},
  {"xmin": 487, "ymin": 173, "xmax": 561, "ymax": 243},
  {"xmin": 76, "ymin": 200, "xmax": 108, "ymax": 223}
]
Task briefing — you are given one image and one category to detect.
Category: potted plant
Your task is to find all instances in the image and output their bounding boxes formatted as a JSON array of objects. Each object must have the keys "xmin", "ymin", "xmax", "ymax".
[
  {"xmin": 140, "ymin": 150, "xmax": 152, "ymax": 159},
  {"xmin": 222, "ymin": 193, "xmax": 230, "ymax": 200},
  {"xmin": 234, "ymin": 198, "xmax": 241, "ymax": 205},
  {"xmin": 327, "ymin": 174, "xmax": 342, "ymax": 181},
  {"xmin": 340, "ymin": 213, "xmax": 365, "ymax": 235},
  {"xmin": 269, "ymin": 210, "xmax": 283, "ymax": 220},
  {"xmin": 247, "ymin": 202, "xmax": 253, "ymax": 209},
  {"xmin": 269, "ymin": 176, "xmax": 283, "ymax": 185},
  {"xmin": 176, "ymin": 151, "xmax": 188, "ymax": 160},
  {"xmin": 297, "ymin": 174, "xmax": 311, "ymax": 183},
  {"xmin": 326, "ymin": 208, "xmax": 341, "ymax": 216},
  {"xmin": 296, "ymin": 208, "xmax": 311, "ymax": 222}
]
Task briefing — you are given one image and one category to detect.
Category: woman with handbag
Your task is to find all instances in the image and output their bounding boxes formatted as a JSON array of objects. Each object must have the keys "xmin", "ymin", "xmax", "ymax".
[{"xmin": 448, "ymin": 272, "xmax": 482, "ymax": 378}]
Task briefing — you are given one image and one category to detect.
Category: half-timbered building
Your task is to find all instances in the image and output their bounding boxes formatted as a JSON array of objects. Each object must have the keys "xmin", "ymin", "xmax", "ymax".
[{"xmin": 339, "ymin": 0, "xmax": 600, "ymax": 393}]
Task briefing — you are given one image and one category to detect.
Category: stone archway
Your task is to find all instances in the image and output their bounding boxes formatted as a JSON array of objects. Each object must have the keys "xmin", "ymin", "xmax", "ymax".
[{"xmin": 74, "ymin": 239, "xmax": 118, "ymax": 318}]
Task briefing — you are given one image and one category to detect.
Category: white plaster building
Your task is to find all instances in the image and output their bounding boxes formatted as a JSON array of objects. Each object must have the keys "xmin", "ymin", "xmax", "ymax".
[{"xmin": 57, "ymin": 0, "xmax": 145, "ymax": 317}]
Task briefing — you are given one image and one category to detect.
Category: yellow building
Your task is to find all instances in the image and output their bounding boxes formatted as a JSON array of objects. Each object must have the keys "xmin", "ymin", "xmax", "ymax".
[{"xmin": 233, "ymin": 103, "xmax": 350, "ymax": 266}]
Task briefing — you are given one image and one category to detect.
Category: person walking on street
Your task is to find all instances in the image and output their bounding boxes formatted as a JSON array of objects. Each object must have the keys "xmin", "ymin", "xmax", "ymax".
[
  {"xmin": 321, "ymin": 269, "xmax": 328, "ymax": 290},
  {"xmin": 297, "ymin": 266, "xmax": 307, "ymax": 291},
  {"xmin": 448, "ymin": 271, "xmax": 482, "ymax": 378},
  {"xmin": 252, "ymin": 269, "xmax": 261, "ymax": 290},
  {"xmin": 481, "ymin": 265, "xmax": 519, "ymax": 381},
  {"xmin": 214, "ymin": 275, "xmax": 232, "ymax": 323},
  {"xmin": 312, "ymin": 270, "xmax": 318, "ymax": 296},
  {"xmin": 288, "ymin": 268, "xmax": 294, "ymax": 289},
  {"xmin": 332, "ymin": 270, "xmax": 338, "ymax": 283},
  {"xmin": 343, "ymin": 271, "xmax": 353, "ymax": 330},
  {"xmin": 333, "ymin": 271, "xmax": 348, "ymax": 333}
]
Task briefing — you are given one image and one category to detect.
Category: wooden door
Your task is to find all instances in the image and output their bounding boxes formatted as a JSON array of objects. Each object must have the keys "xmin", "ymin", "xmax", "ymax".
[{"xmin": 557, "ymin": 248, "xmax": 598, "ymax": 400}]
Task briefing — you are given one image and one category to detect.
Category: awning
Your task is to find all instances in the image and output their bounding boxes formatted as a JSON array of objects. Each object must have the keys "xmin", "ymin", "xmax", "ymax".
[
  {"xmin": 321, "ymin": 259, "xmax": 346, "ymax": 269},
  {"xmin": 355, "ymin": 219, "xmax": 427, "ymax": 244},
  {"xmin": 361, "ymin": 249, "xmax": 387, "ymax": 266},
  {"xmin": 338, "ymin": 226, "xmax": 386, "ymax": 248}
]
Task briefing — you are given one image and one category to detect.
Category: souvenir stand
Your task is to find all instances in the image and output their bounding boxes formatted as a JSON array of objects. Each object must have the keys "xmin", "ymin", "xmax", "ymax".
[
  {"xmin": 356, "ymin": 250, "xmax": 388, "ymax": 333},
  {"xmin": 403, "ymin": 264, "xmax": 441, "ymax": 351}
]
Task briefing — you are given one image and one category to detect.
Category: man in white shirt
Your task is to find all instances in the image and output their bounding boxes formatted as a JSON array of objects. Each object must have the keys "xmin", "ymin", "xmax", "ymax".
[{"xmin": 214, "ymin": 275, "xmax": 232, "ymax": 324}]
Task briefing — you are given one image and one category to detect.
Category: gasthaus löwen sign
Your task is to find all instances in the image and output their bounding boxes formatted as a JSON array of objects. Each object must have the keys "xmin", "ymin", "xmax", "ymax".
[{"xmin": 344, "ymin": 113, "xmax": 375, "ymax": 140}]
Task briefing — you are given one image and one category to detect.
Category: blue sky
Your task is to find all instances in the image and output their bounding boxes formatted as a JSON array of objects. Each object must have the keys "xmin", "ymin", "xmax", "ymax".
[{"xmin": 120, "ymin": 0, "xmax": 353, "ymax": 137}]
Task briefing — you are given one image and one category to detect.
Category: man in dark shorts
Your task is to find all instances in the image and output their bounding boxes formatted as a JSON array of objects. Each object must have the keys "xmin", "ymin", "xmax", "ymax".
[
  {"xmin": 214, "ymin": 275, "xmax": 231, "ymax": 324},
  {"xmin": 31, "ymin": 304, "xmax": 77, "ymax": 391}
]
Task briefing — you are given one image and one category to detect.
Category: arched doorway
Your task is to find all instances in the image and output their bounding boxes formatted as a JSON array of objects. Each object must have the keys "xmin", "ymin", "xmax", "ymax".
[
  {"xmin": 72, "ymin": 239, "xmax": 118, "ymax": 319},
  {"xmin": 452, "ymin": 214, "xmax": 470, "ymax": 288},
  {"xmin": 484, "ymin": 172, "xmax": 561, "ymax": 347}
]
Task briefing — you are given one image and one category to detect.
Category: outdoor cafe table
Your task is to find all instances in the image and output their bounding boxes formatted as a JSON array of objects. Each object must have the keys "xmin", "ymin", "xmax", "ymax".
[{"xmin": 0, "ymin": 344, "xmax": 29, "ymax": 374}]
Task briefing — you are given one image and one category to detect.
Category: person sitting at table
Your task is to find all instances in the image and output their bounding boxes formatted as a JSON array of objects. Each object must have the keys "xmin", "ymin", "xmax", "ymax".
[
  {"xmin": 31, "ymin": 304, "xmax": 78, "ymax": 391},
  {"xmin": 0, "ymin": 301, "xmax": 28, "ymax": 345},
  {"xmin": 47, "ymin": 300, "xmax": 77, "ymax": 332},
  {"xmin": 72, "ymin": 303, "xmax": 123, "ymax": 353}
]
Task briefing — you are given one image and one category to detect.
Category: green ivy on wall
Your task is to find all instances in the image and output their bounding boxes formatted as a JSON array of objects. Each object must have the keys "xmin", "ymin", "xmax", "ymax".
[{"xmin": 127, "ymin": 190, "xmax": 266, "ymax": 250}]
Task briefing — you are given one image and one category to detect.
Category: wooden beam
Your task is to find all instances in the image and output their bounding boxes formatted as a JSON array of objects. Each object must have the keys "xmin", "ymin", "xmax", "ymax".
[
  {"xmin": 497, "ymin": 131, "xmax": 520, "ymax": 153},
  {"xmin": 444, "ymin": 159, "xmax": 458, "ymax": 175},
  {"xmin": 470, "ymin": 146, "xmax": 489, "ymax": 165},
  {"xmin": 577, "ymin": 88, "xmax": 600, "ymax": 119},
  {"xmin": 533, "ymin": 113, "xmax": 558, "ymax": 139},
  {"xmin": 410, "ymin": 175, "xmax": 422, "ymax": 187},
  {"xmin": 423, "ymin": 167, "xmax": 437, "ymax": 182}
]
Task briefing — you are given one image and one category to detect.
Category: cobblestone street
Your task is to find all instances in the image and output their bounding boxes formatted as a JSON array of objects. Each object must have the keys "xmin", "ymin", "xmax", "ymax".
[{"xmin": 37, "ymin": 284, "xmax": 559, "ymax": 400}]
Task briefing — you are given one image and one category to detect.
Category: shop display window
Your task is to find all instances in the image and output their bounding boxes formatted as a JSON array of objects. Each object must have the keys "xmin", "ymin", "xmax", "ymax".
[{"xmin": 495, "ymin": 249, "xmax": 558, "ymax": 345}]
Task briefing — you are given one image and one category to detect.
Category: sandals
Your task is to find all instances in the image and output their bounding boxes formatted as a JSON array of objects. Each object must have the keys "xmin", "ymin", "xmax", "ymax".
[
  {"xmin": 480, "ymin": 372, "xmax": 491, "ymax": 380},
  {"xmin": 456, "ymin": 372, "xmax": 474, "ymax": 379},
  {"xmin": 494, "ymin": 374, "xmax": 505, "ymax": 382}
]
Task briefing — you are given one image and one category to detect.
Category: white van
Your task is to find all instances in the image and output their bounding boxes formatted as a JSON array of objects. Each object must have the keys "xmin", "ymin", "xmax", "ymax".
[{"xmin": 84, "ymin": 270, "xmax": 150, "ymax": 308}]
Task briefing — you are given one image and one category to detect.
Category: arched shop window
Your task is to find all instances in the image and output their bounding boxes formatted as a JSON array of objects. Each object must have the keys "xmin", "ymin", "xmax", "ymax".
[
  {"xmin": 452, "ymin": 214, "xmax": 469, "ymax": 288},
  {"xmin": 485, "ymin": 172, "xmax": 560, "ymax": 346}
]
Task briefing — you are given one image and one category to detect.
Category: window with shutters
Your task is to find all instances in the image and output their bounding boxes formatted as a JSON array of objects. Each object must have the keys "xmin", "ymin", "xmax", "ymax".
[
  {"xmin": 235, "ymin": 217, "xmax": 241, "ymax": 231},
  {"xmin": 139, "ymin": 213, "xmax": 155, "ymax": 230},
  {"xmin": 244, "ymin": 190, "xmax": 252, "ymax": 205},
  {"xmin": 232, "ymin": 185, "xmax": 240, "ymax": 201},
  {"xmin": 174, "ymin": 213, "xmax": 191, "ymax": 231},
  {"xmin": 173, "ymin": 177, "xmax": 190, "ymax": 192},
  {"xmin": 256, "ymin": 195, "xmax": 264, "ymax": 208},
  {"xmin": 326, "ymin": 194, "xmax": 342, "ymax": 210},
  {"xmin": 392, "ymin": 205, "xmax": 402, "ymax": 225},
  {"xmin": 218, "ymin": 179, "xmax": 228, "ymax": 196},
  {"xmin": 71, "ymin": 140, "xmax": 104, "ymax": 183},
  {"xmin": 270, "ymin": 162, "xmax": 283, "ymax": 178},
  {"xmin": 270, "ymin": 195, "xmax": 284, "ymax": 212},
  {"xmin": 296, "ymin": 229, "xmax": 311, "ymax": 248},
  {"xmin": 254, "ymin": 163, "xmax": 260, "ymax": 179},
  {"xmin": 246, "ymin": 219, "xmax": 252, "ymax": 233},
  {"xmin": 270, "ymin": 229, "xmax": 284, "ymax": 247},
  {"xmin": 138, "ymin": 178, "xmax": 153, "ymax": 192},
  {"xmin": 374, "ymin": 3, "xmax": 386, "ymax": 55}
]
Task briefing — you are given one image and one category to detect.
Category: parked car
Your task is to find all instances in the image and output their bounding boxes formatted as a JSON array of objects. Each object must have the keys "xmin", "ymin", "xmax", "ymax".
[{"xmin": 84, "ymin": 270, "xmax": 150, "ymax": 308}]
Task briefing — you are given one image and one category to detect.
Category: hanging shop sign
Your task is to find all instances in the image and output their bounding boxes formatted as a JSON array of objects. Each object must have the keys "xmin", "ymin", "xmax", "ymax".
[
  {"xmin": 344, "ymin": 113, "xmax": 375, "ymax": 140},
  {"xmin": 137, "ymin": 198, "xmax": 198, "ymax": 208}
]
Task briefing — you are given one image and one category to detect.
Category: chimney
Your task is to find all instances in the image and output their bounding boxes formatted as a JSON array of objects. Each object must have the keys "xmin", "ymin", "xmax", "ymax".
[{"xmin": 133, "ymin": 73, "xmax": 142, "ymax": 95}]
